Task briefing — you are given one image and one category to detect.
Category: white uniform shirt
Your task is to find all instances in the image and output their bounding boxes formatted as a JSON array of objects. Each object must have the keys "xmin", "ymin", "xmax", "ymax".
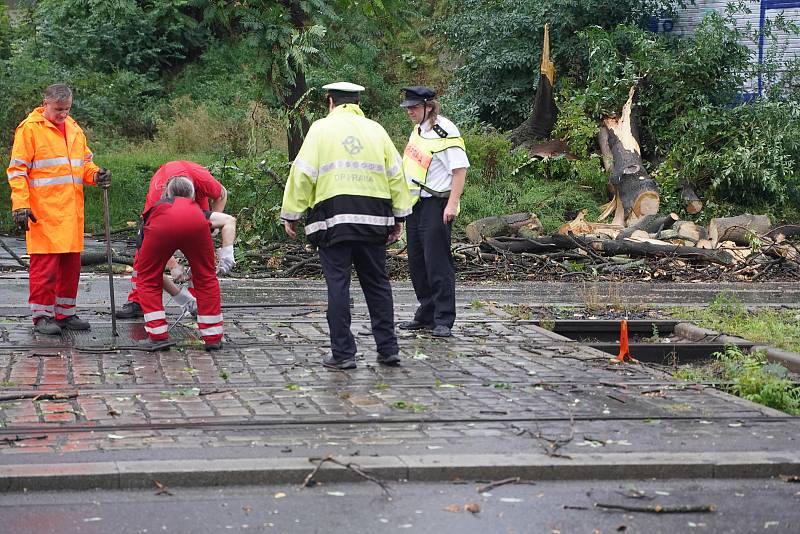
[{"xmin": 417, "ymin": 116, "xmax": 470, "ymax": 197}]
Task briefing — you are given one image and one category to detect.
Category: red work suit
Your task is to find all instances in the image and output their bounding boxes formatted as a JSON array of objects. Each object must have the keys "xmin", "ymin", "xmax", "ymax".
[
  {"xmin": 137, "ymin": 197, "xmax": 223, "ymax": 346},
  {"xmin": 127, "ymin": 161, "xmax": 223, "ymax": 304}
]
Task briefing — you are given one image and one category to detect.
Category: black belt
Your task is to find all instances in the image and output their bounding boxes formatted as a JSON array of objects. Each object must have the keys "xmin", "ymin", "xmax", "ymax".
[{"xmin": 412, "ymin": 179, "xmax": 450, "ymax": 198}]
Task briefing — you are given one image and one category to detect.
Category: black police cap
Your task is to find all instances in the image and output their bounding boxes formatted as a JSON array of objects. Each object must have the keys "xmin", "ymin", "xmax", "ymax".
[{"xmin": 400, "ymin": 86, "xmax": 437, "ymax": 108}]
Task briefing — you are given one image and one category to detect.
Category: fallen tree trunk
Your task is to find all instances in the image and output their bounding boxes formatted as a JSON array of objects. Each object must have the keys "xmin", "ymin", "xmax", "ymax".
[
  {"xmin": 465, "ymin": 213, "xmax": 543, "ymax": 244},
  {"xmin": 709, "ymin": 214, "xmax": 771, "ymax": 246},
  {"xmin": 486, "ymin": 233, "xmax": 734, "ymax": 265},
  {"xmin": 600, "ymin": 86, "xmax": 660, "ymax": 227},
  {"xmin": 80, "ymin": 250, "xmax": 135, "ymax": 266}
]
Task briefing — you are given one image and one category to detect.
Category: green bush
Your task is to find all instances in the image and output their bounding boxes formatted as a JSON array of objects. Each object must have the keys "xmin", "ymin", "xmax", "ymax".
[{"xmin": 459, "ymin": 128, "xmax": 605, "ymax": 233}]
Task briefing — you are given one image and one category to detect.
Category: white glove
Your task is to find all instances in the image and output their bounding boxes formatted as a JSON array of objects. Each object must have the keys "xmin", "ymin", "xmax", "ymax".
[
  {"xmin": 216, "ymin": 245, "xmax": 235, "ymax": 276},
  {"xmin": 170, "ymin": 264, "xmax": 190, "ymax": 283},
  {"xmin": 172, "ymin": 287, "xmax": 197, "ymax": 316}
]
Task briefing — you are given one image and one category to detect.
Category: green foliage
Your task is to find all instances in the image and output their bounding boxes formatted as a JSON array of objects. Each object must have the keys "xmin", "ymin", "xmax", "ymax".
[
  {"xmin": 0, "ymin": 3, "xmax": 10, "ymax": 60},
  {"xmin": 714, "ymin": 345, "xmax": 800, "ymax": 414},
  {"xmin": 439, "ymin": 0, "xmax": 686, "ymax": 128},
  {"xmin": 208, "ymin": 151, "xmax": 291, "ymax": 251},
  {"xmin": 458, "ymin": 128, "xmax": 606, "ymax": 233},
  {"xmin": 35, "ymin": 0, "xmax": 207, "ymax": 75},
  {"xmin": 657, "ymin": 100, "xmax": 800, "ymax": 215}
]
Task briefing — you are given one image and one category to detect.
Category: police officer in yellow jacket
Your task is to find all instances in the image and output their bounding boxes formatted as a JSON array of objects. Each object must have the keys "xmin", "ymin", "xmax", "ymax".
[
  {"xmin": 281, "ymin": 82, "xmax": 413, "ymax": 370},
  {"xmin": 398, "ymin": 86, "xmax": 469, "ymax": 338}
]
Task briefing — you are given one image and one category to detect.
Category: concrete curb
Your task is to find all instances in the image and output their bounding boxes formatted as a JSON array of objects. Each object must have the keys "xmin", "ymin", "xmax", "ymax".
[
  {"xmin": 3, "ymin": 451, "xmax": 800, "ymax": 492},
  {"xmin": 674, "ymin": 322, "xmax": 800, "ymax": 372}
]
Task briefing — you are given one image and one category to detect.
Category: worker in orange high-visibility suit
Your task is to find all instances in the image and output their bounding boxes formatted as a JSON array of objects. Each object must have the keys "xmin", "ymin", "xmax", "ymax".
[
  {"xmin": 135, "ymin": 176, "xmax": 235, "ymax": 351},
  {"xmin": 6, "ymin": 84, "xmax": 112, "ymax": 336}
]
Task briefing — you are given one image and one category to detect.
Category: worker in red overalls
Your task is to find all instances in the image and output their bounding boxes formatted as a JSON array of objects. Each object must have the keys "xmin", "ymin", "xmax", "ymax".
[
  {"xmin": 136, "ymin": 176, "xmax": 236, "ymax": 351},
  {"xmin": 117, "ymin": 160, "xmax": 228, "ymax": 319}
]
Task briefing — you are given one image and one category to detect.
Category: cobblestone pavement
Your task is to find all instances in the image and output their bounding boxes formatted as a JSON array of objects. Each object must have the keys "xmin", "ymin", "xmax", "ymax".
[{"xmin": 1, "ymin": 276, "xmax": 798, "ymax": 464}]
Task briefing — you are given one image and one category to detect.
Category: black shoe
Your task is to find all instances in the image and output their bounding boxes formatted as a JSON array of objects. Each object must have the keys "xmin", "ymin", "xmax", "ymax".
[
  {"xmin": 136, "ymin": 338, "xmax": 176, "ymax": 352},
  {"xmin": 204, "ymin": 341, "xmax": 223, "ymax": 351},
  {"xmin": 34, "ymin": 317, "xmax": 62, "ymax": 335},
  {"xmin": 323, "ymin": 355, "xmax": 356, "ymax": 370},
  {"xmin": 117, "ymin": 301, "xmax": 143, "ymax": 319},
  {"xmin": 432, "ymin": 325, "xmax": 452, "ymax": 337},
  {"xmin": 398, "ymin": 320, "xmax": 434, "ymax": 331},
  {"xmin": 56, "ymin": 315, "xmax": 90, "ymax": 331},
  {"xmin": 377, "ymin": 353, "xmax": 401, "ymax": 366}
]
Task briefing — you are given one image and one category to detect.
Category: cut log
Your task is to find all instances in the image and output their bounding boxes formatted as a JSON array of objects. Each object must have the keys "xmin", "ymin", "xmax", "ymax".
[
  {"xmin": 616, "ymin": 213, "xmax": 678, "ymax": 240},
  {"xmin": 465, "ymin": 213, "xmax": 543, "ymax": 244},
  {"xmin": 601, "ymin": 86, "xmax": 660, "ymax": 226},
  {"xmin": 708, "ymin": 214, "xmax": 771, "ymax": 246},
  {"xmin": 696, "ymin": 239, "xmax": 714, "ymax": 250},
  {"xmin": 672, "ymin": 221, "xmax": 706, "ymax": 242},
  {"xmin": 766, "ymin": 224, "xmax": 800, "ymax": 239},
  {"xmin": 680, "ymin": 181, "xmax": 703, "ymax": 214}
]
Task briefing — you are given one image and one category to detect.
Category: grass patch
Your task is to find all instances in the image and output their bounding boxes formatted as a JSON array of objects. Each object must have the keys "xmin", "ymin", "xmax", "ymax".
[
  {"xmin": 668, "ymin": 292, "xmax": 800, "ymax": 353},
  {"xmin": 674, "ymin": 345, "xmax": 800, "ymax": 415}
]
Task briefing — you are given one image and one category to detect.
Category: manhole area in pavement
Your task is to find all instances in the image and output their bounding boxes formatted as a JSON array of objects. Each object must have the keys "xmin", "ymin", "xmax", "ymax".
[
  {"xmin": 65, "ymin": 323, "xmax": 199, "ymax": 349},
  {"xmin": 534, "ymin": 319, "xmax": 753, "ymax": 365}
]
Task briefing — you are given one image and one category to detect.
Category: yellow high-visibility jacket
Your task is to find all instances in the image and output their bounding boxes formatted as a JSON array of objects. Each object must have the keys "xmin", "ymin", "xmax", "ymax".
[
  {"xmin": 7, "ymin": 107, "xmax": 100, "ymax": 253},
  {"xmin": 281, "ymin": 104, "xmax": 412, "ymax": 246},
  {"xmin": 402, "ymin": 126, "xmax": 465, "ymax": 204}
]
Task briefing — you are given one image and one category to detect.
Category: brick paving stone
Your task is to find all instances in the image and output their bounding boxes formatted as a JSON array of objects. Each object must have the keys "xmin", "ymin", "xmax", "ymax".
[{"xmin": 1, "ymin": 298, "xmax": 799, "ymax": 460}]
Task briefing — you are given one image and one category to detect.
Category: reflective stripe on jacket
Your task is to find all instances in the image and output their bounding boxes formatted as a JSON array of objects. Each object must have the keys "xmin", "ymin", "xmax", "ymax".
[
  {"xmin": 280, "ymin": 104, "xmax": 412, "ymax": 247},
  {"xmin": 7, "ymin": 107, "xmax": 100, "ymax": 253},
  {"xmin": 402, "ymin": 127, "xmax": 465, "ymax": 204}
]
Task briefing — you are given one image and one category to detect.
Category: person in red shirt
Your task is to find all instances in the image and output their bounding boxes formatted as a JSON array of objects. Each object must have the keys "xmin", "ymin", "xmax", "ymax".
[
  {"xmin": 136, "ymin": 176, "xmax": 234, "ymax": 351},
  {"xmin": 117, "ymin": 161, "xmax": 229, "ymax": 318}
]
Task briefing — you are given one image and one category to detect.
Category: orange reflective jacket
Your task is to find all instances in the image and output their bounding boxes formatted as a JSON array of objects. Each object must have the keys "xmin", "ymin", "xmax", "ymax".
[{"xmin": 6, "ymin": 107, "xmax": 100, "ymax": 254}]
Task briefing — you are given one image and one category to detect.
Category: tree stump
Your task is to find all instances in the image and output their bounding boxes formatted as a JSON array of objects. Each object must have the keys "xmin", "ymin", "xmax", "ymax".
[{"xmin": 599, "ymin": 86, "xmax": 660, "ymax": 227}]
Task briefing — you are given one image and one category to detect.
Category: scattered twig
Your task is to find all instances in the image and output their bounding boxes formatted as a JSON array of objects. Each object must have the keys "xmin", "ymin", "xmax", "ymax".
[
  {"xmin": 595, "ymin": 502, "xmax": 716, "ymax": 513},
  {"xmin": 0, "ymin": 435, "xmax": 48, "ymax": 445},
  {"xmin": 153, "ymin": 480, "xmax": 174, "ymax": 496},
  {"xmin": 0, "ymin": 391, "xmax": 78, "ymax": 402},
  {"xmin": 476, "ymin": 477, "xmax": 537, "ymax": 493},
  {"xmin": 302, "ymin": 455, "xmax": 392, "ymax": 496},
  {"xmin": 563, "ymin": 505, "xmax": 589, "ymax": 510}
]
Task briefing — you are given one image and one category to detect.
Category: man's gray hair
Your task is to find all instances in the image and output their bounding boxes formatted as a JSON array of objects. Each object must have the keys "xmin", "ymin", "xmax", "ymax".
[
  {"xmin": 44, "ymin": 84, "xmax": 73, "ymax": 102},
  {"xmin": 163, "ymin": 176, "xmax": 195, "ymax": 200}
]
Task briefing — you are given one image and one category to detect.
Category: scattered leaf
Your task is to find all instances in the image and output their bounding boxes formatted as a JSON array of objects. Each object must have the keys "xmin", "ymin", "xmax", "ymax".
[
  {"xmin": 274, "ymin": 492, "xmax": 286, "ymax": 499},
  {"xmin": 500, "ymin": 497, "xmax": 523, "ymax": 503},
  {"xmin": 464, "ymin": 502, "xmax": 481, "ymax": 514},
  {"xmin": 154, "ymin": 480, "xmax": 173, "ymax": 496},
  {"xmin": 242, "ymin": 506, "xmax": 252, "ymax": 514},
  {"xmin": 285, "ymin": 383, "xmax": 300, "ymax": 391},
  {"xmin": 326, "ymin": 491, "xmax": 346, "ymax": 497},
  {"xmin": 443, "ymin": 504, "xmax": 461, "ymax": 513}
]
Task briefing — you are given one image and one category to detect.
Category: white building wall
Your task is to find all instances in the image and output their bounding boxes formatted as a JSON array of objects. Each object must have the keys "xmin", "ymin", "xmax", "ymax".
[{"xmin": 653, "ymin": 0, "xmax": 800, "ymax": 94}]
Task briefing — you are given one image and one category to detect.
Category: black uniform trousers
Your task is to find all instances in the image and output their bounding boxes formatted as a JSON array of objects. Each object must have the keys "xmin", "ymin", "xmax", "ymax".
[
  {"xmin": 318, "ymin": 241, "xmax": 399, "ymax": 361},
  {"xmin": 406, "ymin": 196, "xmax": 455, "ymax": 328}
]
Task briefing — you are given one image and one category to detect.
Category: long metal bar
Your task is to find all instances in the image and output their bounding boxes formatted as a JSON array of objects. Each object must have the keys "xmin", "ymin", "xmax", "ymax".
[{"xmin": 102, "ymin": 188, "xmax": 118, "ymax": 339}]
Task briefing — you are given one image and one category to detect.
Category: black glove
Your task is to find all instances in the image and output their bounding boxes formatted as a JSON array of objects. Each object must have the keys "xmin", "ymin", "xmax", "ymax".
[
  {"xmin": 13, "ymin": 208, "xmax": 36, "ymax": 232},
  {"xmin": 95, "ymin": 168, "xmax": 112, "ymax": 188}
]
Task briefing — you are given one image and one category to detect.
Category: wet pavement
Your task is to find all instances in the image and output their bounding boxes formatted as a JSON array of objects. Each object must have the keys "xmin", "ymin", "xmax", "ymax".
[{"xmin": 0, "ymin": 272, "xmax": 798, "ymax": 474}]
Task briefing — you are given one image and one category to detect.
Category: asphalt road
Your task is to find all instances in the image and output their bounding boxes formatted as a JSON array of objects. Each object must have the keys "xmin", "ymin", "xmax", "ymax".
[{"xmin": 1, "ymin": 478, "xmax": 798, "ymax": 534}]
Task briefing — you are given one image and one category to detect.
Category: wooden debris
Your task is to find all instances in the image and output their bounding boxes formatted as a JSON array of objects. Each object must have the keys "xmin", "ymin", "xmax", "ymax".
[
  {"xmin": 466, "ymin": 212, "xmax": 543, "ymax": 244},
  {"xmin": 595, "ymin": 502, "xmax": 716, "ymax": 513},
  {"xmin": 680, "ymin": 180, "xmax": 703, "ymax": 214},
  {"xmin": 709, "ymin": 214, "xmax": 771, "ymax": 246},
  {"xmin": 600, "ymin": 86, "xmax": 660, "ymax": 226}
]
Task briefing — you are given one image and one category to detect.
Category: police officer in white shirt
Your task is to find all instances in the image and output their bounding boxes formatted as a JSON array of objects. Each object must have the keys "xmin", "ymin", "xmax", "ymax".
[{"xmin": 398, "ymin": 86, "xmax": 469, "ymax": 338}]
